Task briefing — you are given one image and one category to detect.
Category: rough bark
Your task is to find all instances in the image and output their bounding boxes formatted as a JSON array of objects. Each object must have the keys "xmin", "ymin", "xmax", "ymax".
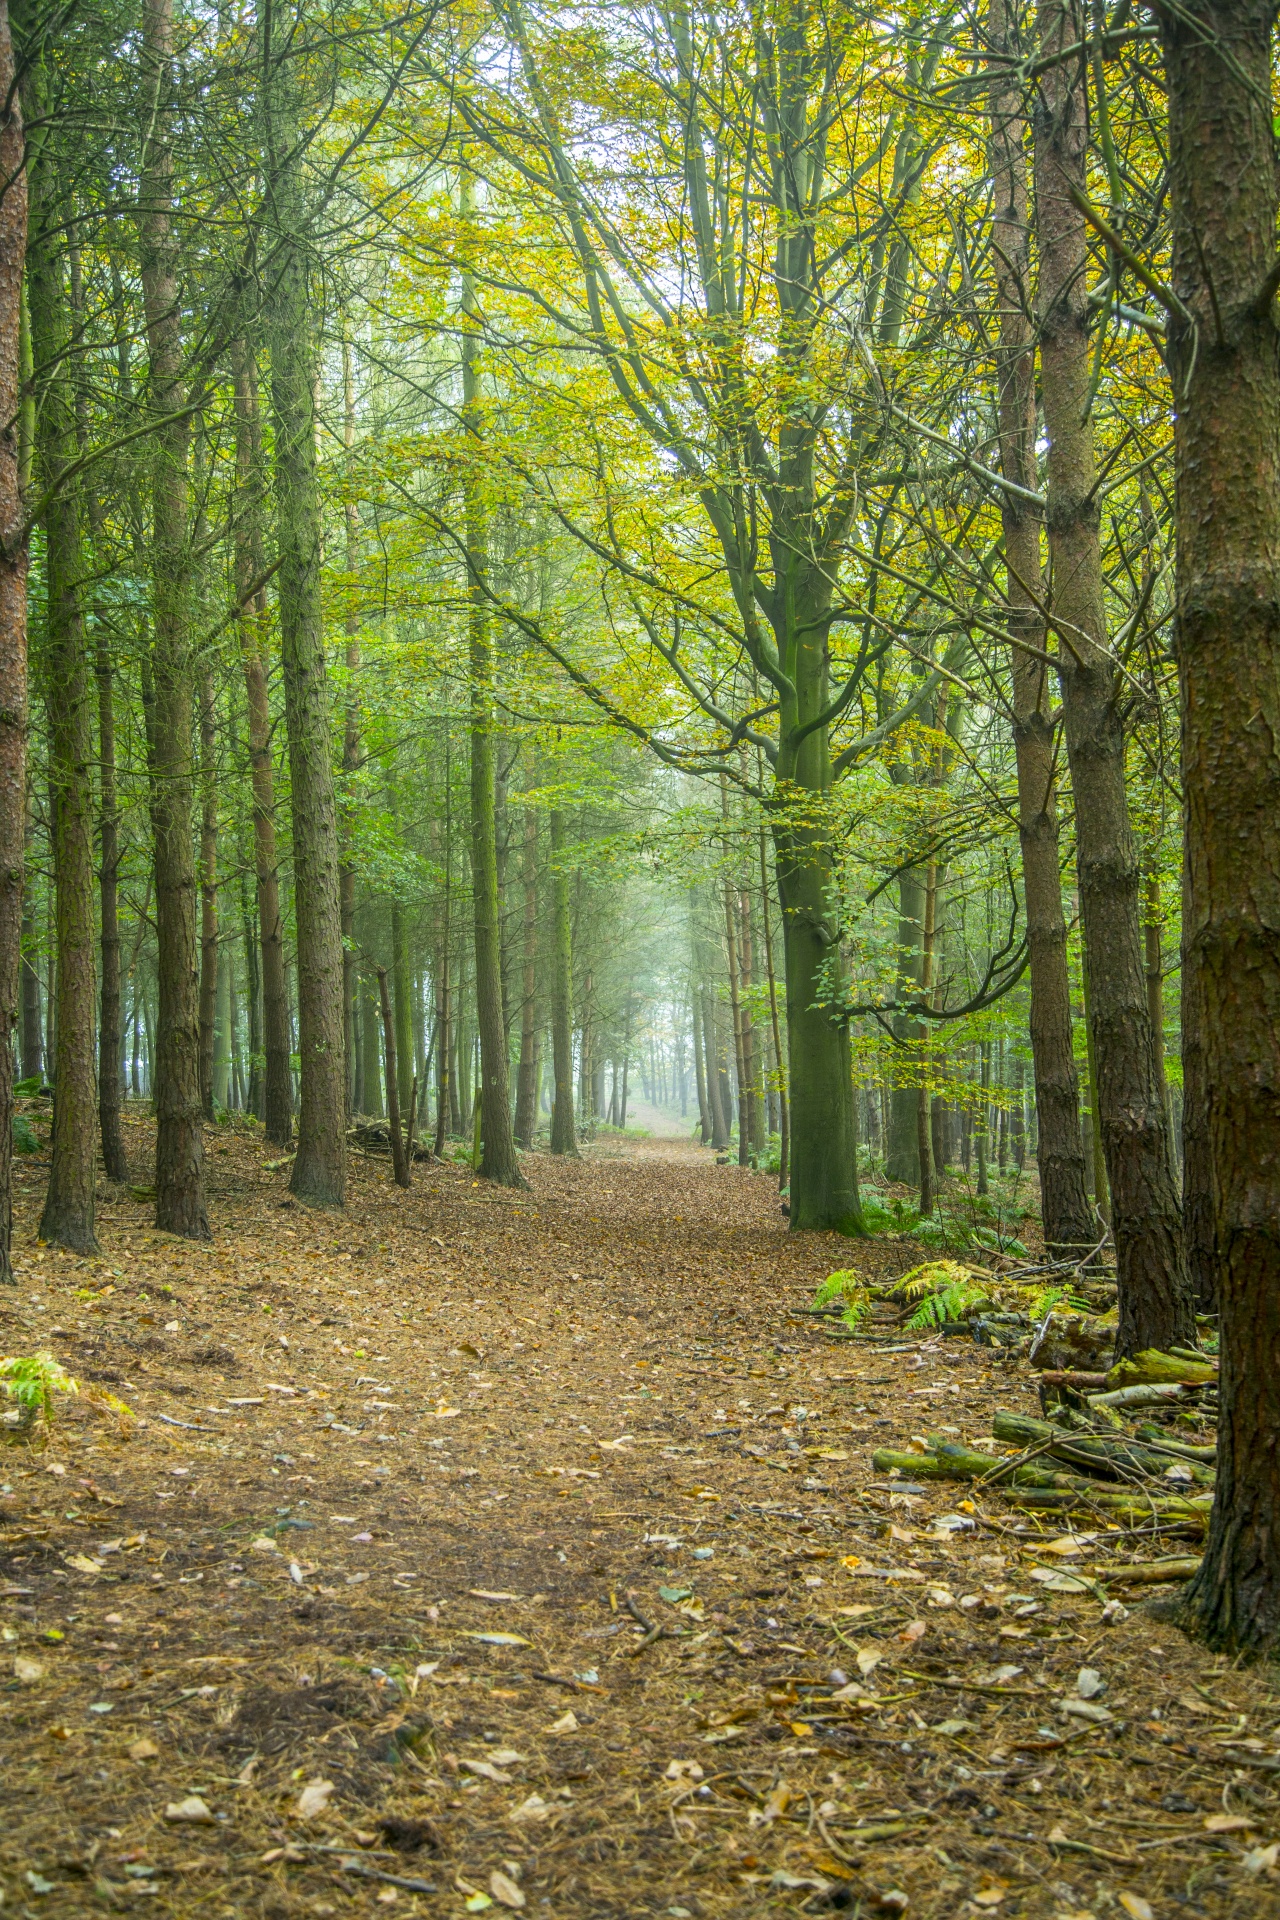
[
  {"xmin": 263, "ymin": 51, "xmax": 346, "ymax": 1205},
  {"xmin": 139, "ymin": 0, "xmax": 206, "ymax": 1238},
  {"xmin": 231, "ymin": 336, "xmax": 292, "ymax": 1147},
  {"xmin": 340, "ymin": 340, "xmax": 361, "ymax": 1116},
  {"xmin": 24, "ymin": 60, "xmax": 96, "ymax": 1254},
  {"xmin": 987, "ymin": 0, "xmax": 1092, "ymax": 1256},
  {"xmin": 197, "ymin": 663, "xmax": 218, "ymax": 1119},
  {"xmin": 1162, "ymin": 0, "xmax": 1280, "ymax": 1652},
  {"xmin": 548, "ymin": 807, "xmax": 577, "ymax": 1155},
  {"xmin": 0, "ymin": 0, "xmax": 25, "ymax": 1279},
  {"xmin": 391, "ymin": 896, "xmax": 413, "ymax": 1119},
  {"xmin": 1034, "ymin": 0, "xmax": 1188, "ymax": 1342},
  {"xmin": 95, "ymin": 631, "xmax": 126, "ymax": 1181}
]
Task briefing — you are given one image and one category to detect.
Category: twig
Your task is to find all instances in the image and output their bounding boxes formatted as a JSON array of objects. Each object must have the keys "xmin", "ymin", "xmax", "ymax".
[
  {"xmin": 337, "ymin": 1859, "xmax": 438, "ymax": 1894},
  {"xmin": 153, "ymin": 1411, "xmax": 223, "ymax": 1434}
]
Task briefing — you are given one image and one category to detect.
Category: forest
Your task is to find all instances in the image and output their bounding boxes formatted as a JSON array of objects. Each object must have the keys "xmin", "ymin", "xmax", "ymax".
[{"xmin": 0, "ymin": 0, "xmax": 1278, "ymax": 1905}]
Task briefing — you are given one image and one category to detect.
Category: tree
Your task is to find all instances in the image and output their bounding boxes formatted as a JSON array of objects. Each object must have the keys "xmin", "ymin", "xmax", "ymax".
[
  {"xmin": 261, "ymin": 10, "xmax": 347, "ymax": 1206},
  {"xmin": 1033, "ymin": 0, "xmax": 1189, "ymax": 1347},
  {"xmin": 0, "ymin": 0, "xmax": 26, "ymax": 1281},
  {"xmin": 1163, "ymin": 0, "xmax": 1280, "ymax": 1653}
]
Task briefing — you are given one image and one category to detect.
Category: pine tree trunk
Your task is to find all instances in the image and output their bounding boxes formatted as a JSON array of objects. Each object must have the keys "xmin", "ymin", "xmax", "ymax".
[
  {"xmin": 548, "ymin": 808, "xmax": 577, "ymax": 1155},
  {"xmin": 1162, "ymin": 0, "xmax": 1280, "ymax": 1653},
  {"xmin": 263, "ymin": 49, "xmax": 346, "ymax": 1207},
  {"xmin": 460, "ymin": 176, "xmax": 524, "ymax": 1189},
  {"xmin": 231, "ymin": 336, "xmax": 292, "ymax": 1148},
  {"xmin": 0, "ymin": 0, "xmax": 25, "ymax": 1281},
  {"xmin": 376, "ymin": 967, "xmax": 409, "ymax": 1188},
  {"xmin": 197, "ymin": 664, "xmax": 218, "ymax": 1119},
  {"xmin": 138, "ymin": 0, "xmax": 206, "ymax": 1238},
  {"xmin": 340, "ymin": 340, "xmax": 361, "ymax": 1117},
  {"xmin": 690, "ymin": 966, "xmax": 709, "ymax": 1144},
  {"xmin": 25, "ymin": 65, "xmax": 97, "ymax": 1254},
  {"xmin": 95, "ymin": 633, "xmax": 126, "ymax": 1181},
  {"xmin": 987, "ymin": 0, "xmax": 1092, "ymax": 1257},
  {"xmin": 1034, "ymin": 0, "xmax": 1189, "ymax": 1349}
]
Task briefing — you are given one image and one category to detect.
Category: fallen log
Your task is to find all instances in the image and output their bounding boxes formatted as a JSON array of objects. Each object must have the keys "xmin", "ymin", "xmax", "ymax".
[
  {"xmin": 1097, "ymin": 1557, "xmax": 1202, "ymax": 1586},
  {"xmin": 991, "ymin": 1409, "xmax": 1214, "ymax": 1487},
  {"xmin": 1104, "ymin": 1349, "xmax": 1216, "ymax": 1391},
  {"xmin": 1035, "ymin": 1370, "xmax": 1108, "ymax": 1390}
]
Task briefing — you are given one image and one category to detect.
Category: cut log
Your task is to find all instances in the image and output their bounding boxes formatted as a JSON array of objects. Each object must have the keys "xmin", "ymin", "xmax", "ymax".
[{"xmin": 1104, "ymin": 1349, "xmax": 1216, "ymax": 1390}]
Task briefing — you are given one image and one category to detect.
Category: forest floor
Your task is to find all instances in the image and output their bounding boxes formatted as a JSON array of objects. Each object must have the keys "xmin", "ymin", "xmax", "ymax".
[{"xmin": 0, "ymin": 1120, "xmax": 1275, "ymax": 1920}]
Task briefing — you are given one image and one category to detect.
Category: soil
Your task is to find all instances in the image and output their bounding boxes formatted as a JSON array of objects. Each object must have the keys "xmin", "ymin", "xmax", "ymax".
[{"xmin": 1, "ymin": 1121, "xmax": 1276, "ymax": 1919}]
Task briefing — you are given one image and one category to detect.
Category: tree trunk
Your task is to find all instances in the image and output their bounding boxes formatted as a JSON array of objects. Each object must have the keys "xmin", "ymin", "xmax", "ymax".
[
  {"xmin": 690, "ymin": 965, "xmax": 710, "ymax": 1144},
  {"xmin": 460, "ymin": 175, "xmax": 524, "ymax": 1189},
  {"xmin": 340, "ymin": 339, "xmax": 361, "ymax": 1117},
  {"xmin": 1162, "ymin": 0, "xmax": 1280, "ymax": 1653},
  {"xmin": 515, "ymin": 801, "xmax": 538, "ymax": 1148},
  {"xmin": 1034, "ymin": 0, "xmax": 1188, "ymax": 1346},
  {"xmin": 376, "ymin": 966, "xmax": 408, "ymax": 1188},
  {"xmin": 231, "ymin": 336, "xmax": 292, "ymax": 1148},
  {"xmin": 391, "ymin": 897, "xmax": 414, "ymax": 1121},
  {"xmin": 138, "ymin": 0, "xmax": 206, "ymax": 1238},
  {"xmin": 0, "ymin": 0, "xmax": 24, "ymax": 1280},
  {"xmin": 886, "ymin": 868, "xmax": 924, "ymax": 1185},
  {"xmin": 93, "ymin": 627, "xmax": 126, "ymax": 1180},
  {"xmin": 242, "ymin": 883, "xmax": 261, "ymax": 1119},
  {"xmin": 548, "ymin": 807, "xmax": 577, "ymax": 1155},
  {"xmin": 987, "ymin": 0, "xmax": 1092, "ymax": 1257},
  {"xmin": 197, "ymin": 663, "xmax": 218, "ymax": 1119},
  {"xmin": 916, "ymin": 860, "xmax": 938, "ymax": 1218},
  {"xmin": 263, "ymin": 49, "xmax": 346, "ymax": 1207},
  {"xmin": 758, "ymin": 829, "xmax": 789, "ymax": 1186},
  {"xmin": 24, "ymin": 64, "xmax": 96, "ymax": 1254}
]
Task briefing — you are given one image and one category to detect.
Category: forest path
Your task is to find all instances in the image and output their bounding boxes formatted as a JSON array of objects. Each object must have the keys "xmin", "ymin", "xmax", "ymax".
[{"xmin": 0, "ymin": 1125, "xmax": 1263, "ymax": 1919}]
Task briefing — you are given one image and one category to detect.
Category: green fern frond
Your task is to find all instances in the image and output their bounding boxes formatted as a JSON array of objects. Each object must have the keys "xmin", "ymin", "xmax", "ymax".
[
  {"xmin": 1, "ymin": 1351, "xmax": 79, "ymax": 1435},
  {"xmin": 814, "ymin": 1269, "xmax": 860, "ymax": 1307},
  {"xmin": 903, "ymin": 1278, "xmax": 993, "ymax": 1331}
]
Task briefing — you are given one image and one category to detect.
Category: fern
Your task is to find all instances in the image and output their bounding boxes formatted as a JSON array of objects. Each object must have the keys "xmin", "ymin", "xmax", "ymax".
[
  {"xmin": 904, "ymin": 1277, "xmax": 994, "ymax": 1331},
  {"xmin": 1022, "ymin": 1283, "xmax": 1090, "ymax": 1319},
  {"xmin": 812, "ymin": 1269, "xmax": 876, "ymax": 1330},
  {"xmin": 1, "ymin": 1351, "xmax": 79, "ymax": 1436},
  {"xmin": 813, "ymin": 1269, "xmax": 857, "ymax": 1307}
]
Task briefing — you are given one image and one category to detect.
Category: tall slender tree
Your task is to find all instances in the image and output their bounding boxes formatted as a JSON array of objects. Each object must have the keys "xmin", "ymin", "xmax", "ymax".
[
  {"xmin": 0, "ymin": 0, "xmax": 26, "ymax": 1281},
  {"xmin": 261, "ymin": 11, "xmax": 346, "ymax": 1205}
]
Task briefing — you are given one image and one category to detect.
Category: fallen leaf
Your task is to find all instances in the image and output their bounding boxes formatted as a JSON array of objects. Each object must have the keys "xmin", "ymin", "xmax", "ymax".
[
  {"xmin": 1117, "ymin": 1896, "xmax": 1154, "ymax": 1920},
  {"xmin": 295, "ymin": 1777, "xmax": 334, "ymax": 1821},
  {"xmin": 665, "ymin": 1759, "xmax": 704, "ymax": 1781},
  {"xmin": 1029, "ymin": 1567, "xmax": 1092, "ymax": 1593},
  {"xmin": 972, "ymin": 1881, "xmax": 1008, "ymax": 1908},
  {"xmin": 856, "ymin": 1646, "xmax": 882, "ymax": 1677},
  {"xmin": 933, "ymin": 1718, "xmax": 975, "ymax": 1736},
  {"xmin": 750, "ymin": 1781, "xmax": 791, "ymax": 1828},
  {"xmin": 1058, "ymin": 1699, "xmax": 1113, "ymax": 1725},
  {"xmin": 461, "ymin": 1758, "xmax": 513, "ymax": 1783},
  {"xmin": 1076, "ymin": 1668, "xmax": 1105, "ymax": 1699},
  {"xmin": 460, "ymin": 1631, "xmax": 533, "ymax": 1647},
  {"xmin": 64, "ymin": 1553, "xmax": 104, "ymax": 1575},
  {"xmin": 490, "ymin": 1870, "xmax": 526, "ymax": 1910},
  {"xmin": 469, "ymin": 1589, "xmax": 522, "ymax": 1601},
  {"xmin": 26, "ymin": 1871, "xmax": 55, "ymax": 1894},
  {"xmin": 899, "ymin": 1620, "xmax": 927, "ymax": 1643},
  {"xmin": 164, "ymin": 1797, "xmax": 215, "ymax": 1825},
  {"xmin": 14, "ymin": 1655, "xmax": 45, "ymax": 1684},
  {"xmin": 547, "ymin": 1710, "xmax": 579, "ymax": 1733},
  {"xmin": 509, "ymin": 1795, "xmax": 551, "ymax": 1824},
  {"xmin": 1204, "ymin": 1814, "xmax": 1256, "ymax": 1834},
  {"xmin": 249, "ymin": 1536, "xmax": 278, "ymax": 1554},
  {"xmin": 464, "ymin": 1896, "xmax": 492, "ymax": 1913},
  {"xmin": 129, "ymin": 1738, "xmax": 159, "ymax": 1761},
  {"xmin": 1243, "ymin": 1844, "xmax": 1280, "ymax": 1875}
]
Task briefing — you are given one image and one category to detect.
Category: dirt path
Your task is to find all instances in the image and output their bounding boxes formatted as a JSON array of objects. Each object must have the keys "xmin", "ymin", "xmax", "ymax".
[{"xmin": 0, "ymin": 1127, "xmax": 1273, "ymax": 1918}]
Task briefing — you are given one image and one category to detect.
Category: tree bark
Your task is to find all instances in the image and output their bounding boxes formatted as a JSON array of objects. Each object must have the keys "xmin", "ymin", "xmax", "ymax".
[
  {"xmin": 24, "ymin": 57, "xmax": 96, "ymax": 1254},
  {"xmin": 461, "ymin": 174, "xmax": 524, "ymax": 1188},
  {"xmin": 263, "ymin": 46, "xmax": 346, "ymax": 1205},
  {"xmin": 1162, "ymin": 0, "xmax": 1280, "ymax": 1653},
  {"xmin": 95, "ymin": 631, "xmax": 126, "ymax": 1181},
  {"xmin": 376, "ymin": 966, "xmax": 408, "ymax": 1188},
  {"xmin": 1034, "ymin": 0, "xmax": 1188, "ymax": 1344},
  {"xmin": 758, "ymin": 830, "xmax": 789, "ymax": 1187},
  {"xmin": 0, "ymin": 0, "xmax": 25, "ymax": 1280},
  {"xmin": 548, "ymin": 807, "xmax": 577, "ymax": 1155},
  {"xmin": 139, "ymin": 0, "xmax": 206, "ymax": 1238},
  {"xmin": 197, "ymin": 663, "xmax": 218, "ymax": 1118},
  {"xmin": 987, "ymin": 0, "xmax": 1092, "ymax": 1257},
  {"xmin": 886, "ymin": 868, "xmax": 924, "ymax": 1185},
  {"xmin": 340, "ymin": 338, "xmax": 361, "ymax": 1117},
  {"xmin": 391, "ymin": 896, "xmax": 414, "ymax": 1120},
  {"xmin": 231, "ymin": 336, "xmax": 292, "ymax": 1147}
]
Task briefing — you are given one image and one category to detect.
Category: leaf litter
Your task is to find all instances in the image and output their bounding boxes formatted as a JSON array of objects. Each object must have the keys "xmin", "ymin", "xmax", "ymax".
[{"xmin": 0, "ymin": 1119, "xmax": 1276, "ymax": 1914}]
